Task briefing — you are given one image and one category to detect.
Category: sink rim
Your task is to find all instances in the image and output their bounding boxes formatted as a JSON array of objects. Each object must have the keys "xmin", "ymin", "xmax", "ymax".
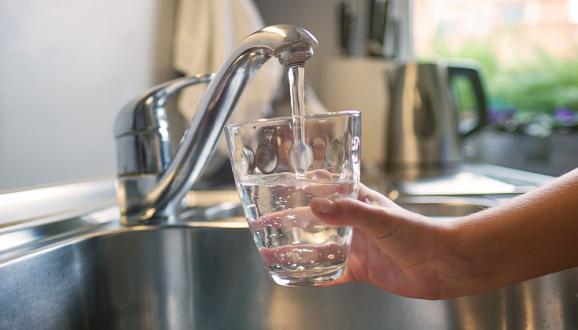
[
  {"xmin": 395, "ymin": 195, "xmax": 498, "ymax": 208},
  {"xmin": 0, "ymin": 194, "xmax": 500, "ymax": 263},
  {"xmin": 0, "ymin": 219, "xmax": 253, "ymax": 267}
]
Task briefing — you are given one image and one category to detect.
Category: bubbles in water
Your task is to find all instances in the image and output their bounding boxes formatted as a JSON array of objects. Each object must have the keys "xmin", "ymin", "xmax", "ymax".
[
  {"xmin": 292, "ymin": 247, "xmax": 316, "ymax": 264},
  {"xmin": 239, "ymin": 172, "xmax": 355, "ymax": 278}
]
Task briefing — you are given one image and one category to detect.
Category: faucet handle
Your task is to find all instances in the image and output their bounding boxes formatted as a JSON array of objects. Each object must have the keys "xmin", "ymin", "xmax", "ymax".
[
  {"xmin": 114, "ymin": 74, "xmax": 213, "ymax": 177},
  {"xmin": 114, "ymin": 74, "xmax": 213, "ymax": 139}
]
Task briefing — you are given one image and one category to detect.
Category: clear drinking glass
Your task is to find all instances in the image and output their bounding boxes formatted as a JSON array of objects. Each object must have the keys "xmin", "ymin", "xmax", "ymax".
[{"xmin": 225, "ymin": 111, "xmax": 361, "ymax": 286}]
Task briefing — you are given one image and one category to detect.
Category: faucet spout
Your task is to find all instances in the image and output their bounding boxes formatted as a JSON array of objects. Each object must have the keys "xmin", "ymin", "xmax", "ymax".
[{"xmin": 114, "ymin": 25, "xmax": 318, "ymax": 224}]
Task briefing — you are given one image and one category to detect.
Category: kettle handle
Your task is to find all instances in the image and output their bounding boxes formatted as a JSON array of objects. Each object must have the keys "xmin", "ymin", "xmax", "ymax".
[{"xmin": 447, "ymin": 65, "xmax": 488, "ymax": 137}]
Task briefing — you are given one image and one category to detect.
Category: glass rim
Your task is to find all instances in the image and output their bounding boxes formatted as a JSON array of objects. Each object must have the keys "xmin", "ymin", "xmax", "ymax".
[{"xmin": 225, "ymin": 110, "xmax": 360, "ymax": 130}]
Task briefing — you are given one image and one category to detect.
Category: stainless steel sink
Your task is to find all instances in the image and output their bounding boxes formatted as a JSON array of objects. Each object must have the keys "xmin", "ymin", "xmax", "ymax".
[
  {"xmin": 182, "ymin": 196, "xmax": 496, "ymax": 222},
  {"xmin": 397, "ymin": 196, "xmax": 496, "ymax": 218},
  {"xmin": 1, "ymin": 195, "xmax": 577, "ymax": 329}
]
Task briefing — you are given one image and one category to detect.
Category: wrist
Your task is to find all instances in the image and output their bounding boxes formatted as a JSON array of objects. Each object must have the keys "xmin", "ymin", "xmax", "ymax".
[{"xmin": 436, "ymin": 217, "xmax": 484, "ymax": 298}]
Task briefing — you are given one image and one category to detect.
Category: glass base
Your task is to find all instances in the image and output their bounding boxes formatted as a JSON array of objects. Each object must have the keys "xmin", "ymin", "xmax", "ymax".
[{"xmin": 270, "ymin": 267, "xmax": 344, "ymax": 287}]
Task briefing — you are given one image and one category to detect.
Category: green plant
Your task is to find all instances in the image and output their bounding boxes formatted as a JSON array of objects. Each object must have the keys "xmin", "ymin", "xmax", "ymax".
[
  {"xmin": 492, "ymin": 51, "xmax": 578, "ymax": 113},
  {"xmin": 423, "ymin": 38, "xmax": 578, "ymax": 115}
]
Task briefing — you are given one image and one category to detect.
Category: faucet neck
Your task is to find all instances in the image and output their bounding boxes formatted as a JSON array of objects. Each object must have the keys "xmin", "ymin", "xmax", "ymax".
[{"xmin": 115, "ymin": 25, "xmax": 318, "ymax": 225}]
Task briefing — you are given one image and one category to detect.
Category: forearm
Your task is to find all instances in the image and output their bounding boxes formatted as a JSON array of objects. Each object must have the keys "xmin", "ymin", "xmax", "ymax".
[{"xmin": 451, "ymin": 169, "xmax": 578, "ymax": 296}]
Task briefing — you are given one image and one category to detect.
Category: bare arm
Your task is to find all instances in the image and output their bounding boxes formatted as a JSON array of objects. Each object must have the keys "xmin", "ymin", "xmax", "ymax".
[
  {"xmin": 451, "ymin": 168, "xmax": 578, "ymax": 296},
  {"xmin": 310, "ymin": 169, "xmax": 578, "ymax": 299}
]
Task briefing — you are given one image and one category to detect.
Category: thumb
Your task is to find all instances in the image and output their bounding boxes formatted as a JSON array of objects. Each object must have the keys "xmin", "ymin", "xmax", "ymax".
[{"xmin": 310, "ymin": 198, "xmax": 401, "ymax": 240}]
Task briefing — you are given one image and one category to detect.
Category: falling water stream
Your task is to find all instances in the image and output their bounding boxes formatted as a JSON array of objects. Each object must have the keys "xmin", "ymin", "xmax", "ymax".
[{"xmin": 287, "ymin": 64, "xmax": 313, "ymax": 178}]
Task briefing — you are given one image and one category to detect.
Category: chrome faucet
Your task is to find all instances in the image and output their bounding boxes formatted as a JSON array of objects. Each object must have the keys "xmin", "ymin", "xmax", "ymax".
[{"xmin": 113, "ymin": 25, "xmax": 318, "ymax": 225}]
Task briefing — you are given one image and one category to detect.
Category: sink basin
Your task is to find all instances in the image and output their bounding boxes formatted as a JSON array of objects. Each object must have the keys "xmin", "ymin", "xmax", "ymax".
[
  {"xmin": 1, "ymin": 165, "xmax": 570, "ymax": 329},
  {"xmin": 1, "ymin": 195, "xmax": 576, "ymax": 329},
  {"xmin": 1, "ymin": 224, "xmax": 576, "ymax": 330}
]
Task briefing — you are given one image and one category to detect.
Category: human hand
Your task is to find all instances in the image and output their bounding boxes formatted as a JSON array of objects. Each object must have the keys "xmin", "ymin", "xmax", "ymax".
[{"xmin": 310, "ymin": 185, "xmax": 468, "ymax": 300}]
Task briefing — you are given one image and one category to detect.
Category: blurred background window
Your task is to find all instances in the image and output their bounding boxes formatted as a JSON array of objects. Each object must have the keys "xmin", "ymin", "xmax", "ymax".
[{"xmin": 414, "ymin": 0, "xmax": 578, "ymax": 129}]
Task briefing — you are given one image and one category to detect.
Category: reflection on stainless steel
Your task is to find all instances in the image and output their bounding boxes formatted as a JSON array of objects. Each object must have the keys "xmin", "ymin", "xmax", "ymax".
[
  {"xmin": 397, "ymin": 172, "xmax": 519, "ymax": 196},
  {"xmin": 463, "ymin": 163, "xmax": 553, "ymax": 187},
  {"xmin": 0, "ymin": 207, "xmax": 118, "ymax": 259},
  {"xmin": 366, "ymin": 163, "xmax": 553, "ymax": 199},
  {"xmin": 180, "ymin": 201, "xmax": 246, "ymax": 223},
  {"xmin": 114, "ymin": 25, "xmax": 318, "ymax": 225},
  {"xmin": 0, "ymin": 217, "xmax": 576, "ymax": 329},
  {"xmin": 178, "ymin": 196, "xmax": 495, "ymax": 221},
  {"xmin": 0, "ymin": 179, "xmax": 116, "ymax": 226},
  {"xmin": 396, "ymin": 196, "xmax": 495, "ymax": 218}
]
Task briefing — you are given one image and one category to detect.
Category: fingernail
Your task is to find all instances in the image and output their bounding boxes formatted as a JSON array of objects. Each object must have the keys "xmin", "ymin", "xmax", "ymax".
[{"xmin": 314, "ymin": 199, "xmax": 335, "ymax": 214}]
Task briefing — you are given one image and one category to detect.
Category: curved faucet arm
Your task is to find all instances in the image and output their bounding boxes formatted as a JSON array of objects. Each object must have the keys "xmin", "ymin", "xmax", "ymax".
[{"xmin": 118, "ymin": 25, "xmax": 318, "ymax": 223}]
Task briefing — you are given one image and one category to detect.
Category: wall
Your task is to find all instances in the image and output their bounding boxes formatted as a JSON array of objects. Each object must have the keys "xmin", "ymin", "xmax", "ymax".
[
  {"xmin": 255, "ymin": 0, "xmax": 412, "ymax": 91},
  {"xmin": 255, "ymin": 0, "xmax": 342, "ymax": 91},
  {"xmin": 0, "ymin": 0, "xmax": 413, "ymax": 191},
  {"xmin": 0, "ymin": 0, "xmax": 177, "ymax": 190}
]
